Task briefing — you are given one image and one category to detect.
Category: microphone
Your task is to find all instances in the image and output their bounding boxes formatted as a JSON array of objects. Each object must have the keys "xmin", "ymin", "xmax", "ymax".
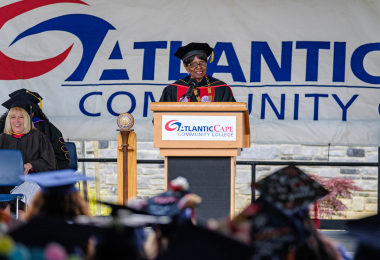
[{"xmin": 185, "ymin": 78, "xmax": 198, "ymax": 99}]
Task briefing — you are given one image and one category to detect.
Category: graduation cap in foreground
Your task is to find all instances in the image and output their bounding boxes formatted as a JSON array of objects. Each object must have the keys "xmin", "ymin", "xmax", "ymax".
[
  {"xmin": 97, "ymin": 201, "xmax": 148, "ymax": 216},
  {"xmin": 252, "ymin": 165, "xmax": 329, "ymax": 213},
  {"xmin": 174, "ymin": 42, "xmax": 214, "ymax": 62},
  {"xmin": 144, "ymin": 177, "xmax": 199, "ymax": 218},
  {"xmin": 144, "ymin": 189, "xmax": 193, "ymax": 217},
  {"xmin": 86, "ymin": 201, "xmax": 172, "ymax": 227},
  {"xmin": 9, "ymin": 88, "xmax": 43, "ymax": 108},
  {"xmin": 94, "ymin": 224, "xmax": 147, "ymax": 260},
  {"xmin": 156, "ymin": 223, "xmax": 252, "ymax": 260},
  {"xmin": 347, "ymin": 214, "xmax": 380, "ymax": 260},
  {"xmin": 236, "ymin": 197, "xmax": 308, "ymax": 260},
  {"xmin": 23, "ymin": 169, "xmax": 92, "ymax": 196},
  {"xmin": 88, "ymin": 202, "xmax": 165, "ymax": 260},
  {"xmin": 9, "ymin": 215, "xmax": 100, "ymax": 254},
  {"xmin": 74, "ymin": 202, "xmax": 171, "ymax": 260}
]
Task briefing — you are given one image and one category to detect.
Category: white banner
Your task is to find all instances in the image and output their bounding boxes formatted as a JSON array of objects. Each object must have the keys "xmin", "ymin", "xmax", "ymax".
[
  {"xmin": 162, "ymin": 116, "xmax": 236, "ymax": 141},
  {"xmin": 0, "ymin": 0, "xmax": 379, "ymax": 145}
]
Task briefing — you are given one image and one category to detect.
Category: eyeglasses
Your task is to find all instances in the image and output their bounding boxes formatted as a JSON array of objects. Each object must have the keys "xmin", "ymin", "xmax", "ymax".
[{"xmin": 188, "ymin": 61, "xmax": 207, "ymax": 69}]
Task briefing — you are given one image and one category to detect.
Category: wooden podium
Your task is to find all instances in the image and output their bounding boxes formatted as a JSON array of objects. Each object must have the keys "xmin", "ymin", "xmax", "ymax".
[{"xmin": 150, "ymin": 102, "xmax": 250, "ymax": 221}]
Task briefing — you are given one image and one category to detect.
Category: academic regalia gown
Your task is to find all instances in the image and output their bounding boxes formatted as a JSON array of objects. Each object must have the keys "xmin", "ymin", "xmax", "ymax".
[
  {"xmin": 0, "ymin": 117, "xmax": 70, "ymax": 170},
  {"xmin": 0, "ymin": 130, "xmax": 56, "ymax": 173},
  {"xmin": 33, "ymin": 117, "xmax": 70, "ymax": 170},
  {"xmin": 0, "ymin": 130, "xmax": 57, "ymax": 208},
  {"xmin": 159, "ymin": 75, "xmax": 236, "ymax": 102}
]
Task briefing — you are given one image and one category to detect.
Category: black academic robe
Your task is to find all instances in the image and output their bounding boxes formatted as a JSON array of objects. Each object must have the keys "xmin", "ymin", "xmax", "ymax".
[
  {"xmin": 0, "ymin": 130, "xmax": 57, "ymax": 173},
  {"xmin": 0, "ymin": 130, "xmax": 56, "ymax": 209},
  {"xmin": 34, "ymin": 120, "xmax": 70, "ymax": 170},
  {"xmin": 159, "ymin": 75, "xmax": 236, "ymax": 102},
  {"xmin": 0, "ymin": 117, "xmax": 70, "ymax": 170}
]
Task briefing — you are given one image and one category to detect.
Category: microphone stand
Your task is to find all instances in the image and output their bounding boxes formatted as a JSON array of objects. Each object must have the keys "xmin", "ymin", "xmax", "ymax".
[{"xmin": 179, "ymin": 79, "xmax": 197, "ymax": 102}]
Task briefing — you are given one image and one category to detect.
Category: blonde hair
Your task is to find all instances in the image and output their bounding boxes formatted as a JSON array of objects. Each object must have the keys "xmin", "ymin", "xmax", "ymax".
[{"xmin": 4, "ymin": 107, "xmax": 31, "ymax": 135}]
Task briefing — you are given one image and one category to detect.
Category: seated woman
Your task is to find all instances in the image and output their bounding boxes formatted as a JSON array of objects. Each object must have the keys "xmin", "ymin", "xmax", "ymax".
[
  {"xmin": 0, "ymin": 95, "xmax": 57, "ymax": 214},
  {"xmin": 0, "ymin": 88, "xmax": 70, "ymax": 170},
  {"xmin": 159, "ymin": 42, "xmax": 236, "ymax": 102}
]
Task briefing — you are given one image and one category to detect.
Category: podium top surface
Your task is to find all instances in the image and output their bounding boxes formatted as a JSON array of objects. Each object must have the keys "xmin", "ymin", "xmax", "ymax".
[{"xmin": 150, "ymin": 102, "xmax": 247, "ymax": 112}]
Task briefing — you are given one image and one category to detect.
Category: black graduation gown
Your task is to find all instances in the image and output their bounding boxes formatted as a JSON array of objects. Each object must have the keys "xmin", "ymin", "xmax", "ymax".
[
  {"xmin": 0, "ymin": 116, "xmax": 70, "ymax": 170},
  {"xmin": 0, "ymin": 130, "xmax": 57, "ymax": 209},
  {"xmin": 159, "ymin": 75, "xmax": 236, "ymax": 102},
  {"xmin": 34, "ymin": 120, "xmax": 70, "ymax": 170},
  {"xmin": 0, "ymin": 130, "xmax": 57, "ymax": 173}
]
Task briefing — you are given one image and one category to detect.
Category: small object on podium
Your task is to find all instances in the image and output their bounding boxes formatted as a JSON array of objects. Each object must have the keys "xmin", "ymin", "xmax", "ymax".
[
  {"xmin": 117, "ymin": 113, "xmax": 134, "ymax": 150},
  {"xmin": 117, "ymin": 113, "xmax": 134, "ymax": 130}
]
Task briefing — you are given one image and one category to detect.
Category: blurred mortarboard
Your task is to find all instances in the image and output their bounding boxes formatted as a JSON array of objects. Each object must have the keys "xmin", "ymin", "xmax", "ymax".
[
  {"xmin": 23, "ymin": 169, "xmax": 92, "ymax": 196},
  {"xmin": 235, "ymin": 197, "xmax": 309, "ymax": 260},
  {"xmin": 347, "ymin": 214, "xmax": 380, "ymax": 260},
  {"xmin": 252, "ymin": 165, "xmax": 329, "ymax": 213},
  {"xmin": 2, "ymin": 94, "xmax": 40, "ymax": 114},
  {"xmin": 92, "ymin": 201, "xmax": 171, "ymax": 226},
  {"xmin": 94, "ymin": 225, "xmax": 146, "ymax": 260},
  {"xmin": 156, "ymin": 223, "xmax": 252, "ymax": 260},
  {"xmin": 174, "ymin": 42, "xmax": 214, "ymax": 62},
  {"xmin": 97, "ymin": 201, "xmax": 148, "ymax": 217},
  {"xmin": 9, "ymin": 215, "xmax": 100, "ymax": 254},
  {"xmin": 9, "ymin": 88, "xmax": 43, "ymax": 108},
  {"xmin": 87, "ymin": 203, "xmax": 160, "ymax": 260},
  {"xmin": 144, "ymin": 189, "xmax": 191, "ymax": 217}
]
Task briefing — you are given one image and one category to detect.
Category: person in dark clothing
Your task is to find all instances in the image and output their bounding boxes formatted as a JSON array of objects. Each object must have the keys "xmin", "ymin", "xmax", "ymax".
[
  {"xmin": 0, "ymin": 95, "xmax": 57, "ymax": 215},
  {"xmin": 0, "ymin": 89, "xmax": 70, "ymax": 170},
  {"xmin": 32, "ymin": 109, "xmax": 70, "ymax": 170},
  {"xmin": 10, "ymin": 169, "xmax": 96, "ymax": 257},
  {"xmin": 0, "ymin": 96, "xmax": 57, "ymax": 174},
  {"xmin": 159, "ymin": 42, "xmax": 236, "ymax": 102}
]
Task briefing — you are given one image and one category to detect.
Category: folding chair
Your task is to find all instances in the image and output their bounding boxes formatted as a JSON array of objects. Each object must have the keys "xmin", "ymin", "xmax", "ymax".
[
  {"xmin": 0, "ymin": 149, "xmax": 26, "ymax": 219},
  {"xmin": 66, "ymin": 142, "xmax": 78, "ymax": 171}
]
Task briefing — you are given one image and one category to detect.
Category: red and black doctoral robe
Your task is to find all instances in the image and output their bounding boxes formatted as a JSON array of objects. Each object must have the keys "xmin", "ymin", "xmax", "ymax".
[{"xmin": 159, "ymin": 75, "xmax": 236, "ymax": 102}]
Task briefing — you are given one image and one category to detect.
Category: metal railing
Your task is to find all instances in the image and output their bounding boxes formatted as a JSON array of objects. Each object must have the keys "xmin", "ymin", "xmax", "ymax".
[{"xmin": 78, "ymin": 150, "xmax": 380, "ymax": 230}]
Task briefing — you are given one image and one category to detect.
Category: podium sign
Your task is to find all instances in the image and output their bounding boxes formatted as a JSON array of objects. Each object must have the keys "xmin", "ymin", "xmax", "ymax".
[
  {"xmin": 150, "ymin": 102, "xmax": 250, "ymax": 220},
  {"xmin": 162, "ymin": 115, "xmax": 237, "ymax": 141}
]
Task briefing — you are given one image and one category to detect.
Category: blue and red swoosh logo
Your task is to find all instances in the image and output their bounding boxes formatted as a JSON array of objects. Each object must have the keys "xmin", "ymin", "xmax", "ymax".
[
  {"xmin": 0, "ymin": 0, "xmax": 114, "ymax": 81},
  {"xmin": 165, "ymin": 120, "xmax": 182, "ymax": 131}
]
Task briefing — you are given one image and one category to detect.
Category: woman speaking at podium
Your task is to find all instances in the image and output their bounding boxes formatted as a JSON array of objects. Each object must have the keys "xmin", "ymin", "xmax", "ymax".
[{"xmin": 159, "ymin": 42, "xmax": 236, "ymax": 102}]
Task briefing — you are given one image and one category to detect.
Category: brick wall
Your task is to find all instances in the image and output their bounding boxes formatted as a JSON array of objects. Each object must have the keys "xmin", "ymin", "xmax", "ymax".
[{"xmin": 73, "ymin": 141, "xmax": 378, "ymax": 219}]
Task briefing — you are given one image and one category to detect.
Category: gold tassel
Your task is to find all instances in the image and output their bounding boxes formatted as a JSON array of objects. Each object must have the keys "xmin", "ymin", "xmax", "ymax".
[
  {"xmin": 209, "ymin": 51, "xmax": 214, "ymax": 63},
  {"xmin": 26, "ymin": 90, "xmax": 42, "ymax": 108}
]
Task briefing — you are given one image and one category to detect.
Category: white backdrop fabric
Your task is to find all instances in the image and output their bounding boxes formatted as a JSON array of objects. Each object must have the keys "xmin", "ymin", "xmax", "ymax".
[{"xmin": 0, "ymin": 0, "xmax": 379, "ymax": 145}]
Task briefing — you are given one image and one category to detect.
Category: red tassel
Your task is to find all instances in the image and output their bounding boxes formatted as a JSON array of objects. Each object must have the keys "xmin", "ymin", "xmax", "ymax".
[{"xmin": 314, "ymin": 201, "xmax": 320, "ymax": 229}]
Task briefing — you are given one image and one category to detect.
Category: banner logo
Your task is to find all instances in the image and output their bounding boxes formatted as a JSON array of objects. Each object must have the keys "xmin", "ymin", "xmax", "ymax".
[{"xmin": 0, "ymin": 0, "xmax": 114, "ymax": 81}]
